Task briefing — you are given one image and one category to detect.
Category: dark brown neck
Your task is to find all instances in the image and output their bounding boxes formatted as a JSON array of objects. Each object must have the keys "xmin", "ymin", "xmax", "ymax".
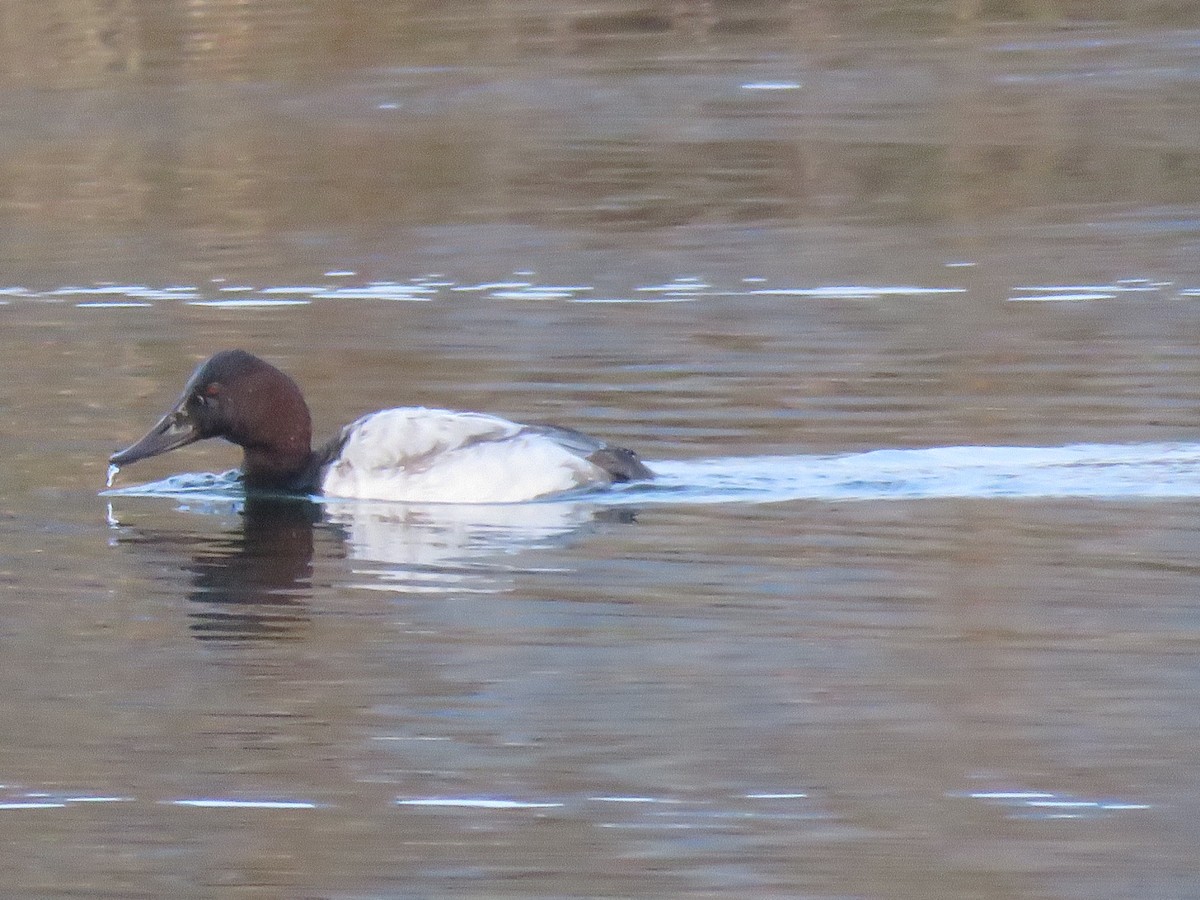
[{"xmin": 240, "ymin": 446, "xmax": 321, "ymax": 494}]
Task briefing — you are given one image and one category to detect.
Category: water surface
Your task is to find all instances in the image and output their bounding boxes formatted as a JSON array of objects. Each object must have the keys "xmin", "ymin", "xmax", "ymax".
[{"xmin": 3, "ymin": 3, "xmax": 1200, "ymax": 897}]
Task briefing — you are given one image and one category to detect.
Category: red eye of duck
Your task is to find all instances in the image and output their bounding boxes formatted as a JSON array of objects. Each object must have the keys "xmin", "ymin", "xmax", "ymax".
[{"xmin": 197, "ymin": 383, "xmax": 221, "ymax": 406}]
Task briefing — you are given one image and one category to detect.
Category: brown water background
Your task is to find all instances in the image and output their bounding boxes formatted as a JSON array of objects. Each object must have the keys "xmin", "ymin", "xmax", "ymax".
[{"xmin": 2, "ymin": 2, "xmax": 1200, "ymax": 897}]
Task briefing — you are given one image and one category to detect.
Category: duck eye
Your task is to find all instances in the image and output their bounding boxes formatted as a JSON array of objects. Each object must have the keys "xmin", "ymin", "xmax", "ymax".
[
  {"xmin": 190, "ymin": 389, "xmax": 212, "ymax": 409},
  {"xmin": 195, "ymin": 383, "xmax": 221, "ymax": 407}
]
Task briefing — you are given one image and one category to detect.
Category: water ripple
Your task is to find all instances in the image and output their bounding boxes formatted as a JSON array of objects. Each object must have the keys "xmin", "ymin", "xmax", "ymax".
[
  {"xmin": 103, "ymin": 443, "xmax": 1200, "ymax": 507},
  {"xmin": 168, "ymin": 799, "xmax": 319, "ymax": 809},
  {"xmin": 395, "ymin": 797, "xmax": 563, "ymax": 809},
  {"xmin": 631, "ymin": 442, "xmax": 1200, "ymax": 505},
  {"xmin": 961, "ymin": 787, "xmax": 1151, "ymax": 820}
]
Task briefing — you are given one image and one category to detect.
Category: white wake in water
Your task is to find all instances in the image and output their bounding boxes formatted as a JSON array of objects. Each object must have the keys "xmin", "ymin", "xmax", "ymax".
[
  {"xmin": 616, "ymin": 442, "xmax": 1200, "ymax": 504},
  {"xmin": 103, "ymin": 443, "xmax": 1200, "ymax": 507}
]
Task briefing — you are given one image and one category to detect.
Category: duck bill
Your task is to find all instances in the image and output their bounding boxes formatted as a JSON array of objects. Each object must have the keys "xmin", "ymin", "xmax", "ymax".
[{"xmin": 110, "ymin": 401, "xmax": 202, "ymax": 467}]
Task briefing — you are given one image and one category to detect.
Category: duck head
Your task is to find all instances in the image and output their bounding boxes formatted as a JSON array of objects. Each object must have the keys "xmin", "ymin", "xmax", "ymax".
[{"xmin": 111, "ymin": 350, "xmax": 315, "ymax": 491}]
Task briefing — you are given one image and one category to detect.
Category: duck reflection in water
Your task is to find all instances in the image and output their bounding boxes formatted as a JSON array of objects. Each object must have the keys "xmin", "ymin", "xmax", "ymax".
[
  {"xmin": 185, "ymin": 496, "xmax": 318, "ymax": 641},
  {"xmin": 108, "ymin": 490, "xmax": 637, "ymax": 641},
  {"xmin": 110, "ymin": 496, "xmax": 318, "ymax": 642}
]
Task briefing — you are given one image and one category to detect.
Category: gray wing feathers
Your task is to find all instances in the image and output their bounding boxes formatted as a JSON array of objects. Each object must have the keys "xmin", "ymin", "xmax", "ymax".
[{"xmin": 525, "ymin": 424, "xmax": 653, "ymax": 482}]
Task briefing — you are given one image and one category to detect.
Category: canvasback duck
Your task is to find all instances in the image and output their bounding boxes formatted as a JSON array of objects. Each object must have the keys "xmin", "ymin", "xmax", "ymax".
[{"xmin": 110, "ymin": 350, "xmax": 653, "ymax": 502}]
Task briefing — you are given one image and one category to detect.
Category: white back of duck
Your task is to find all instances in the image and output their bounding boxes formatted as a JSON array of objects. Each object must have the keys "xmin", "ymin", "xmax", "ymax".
[{"xmin": 319, "ymin": 408, "xmax": 619, "ymax": 503}]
